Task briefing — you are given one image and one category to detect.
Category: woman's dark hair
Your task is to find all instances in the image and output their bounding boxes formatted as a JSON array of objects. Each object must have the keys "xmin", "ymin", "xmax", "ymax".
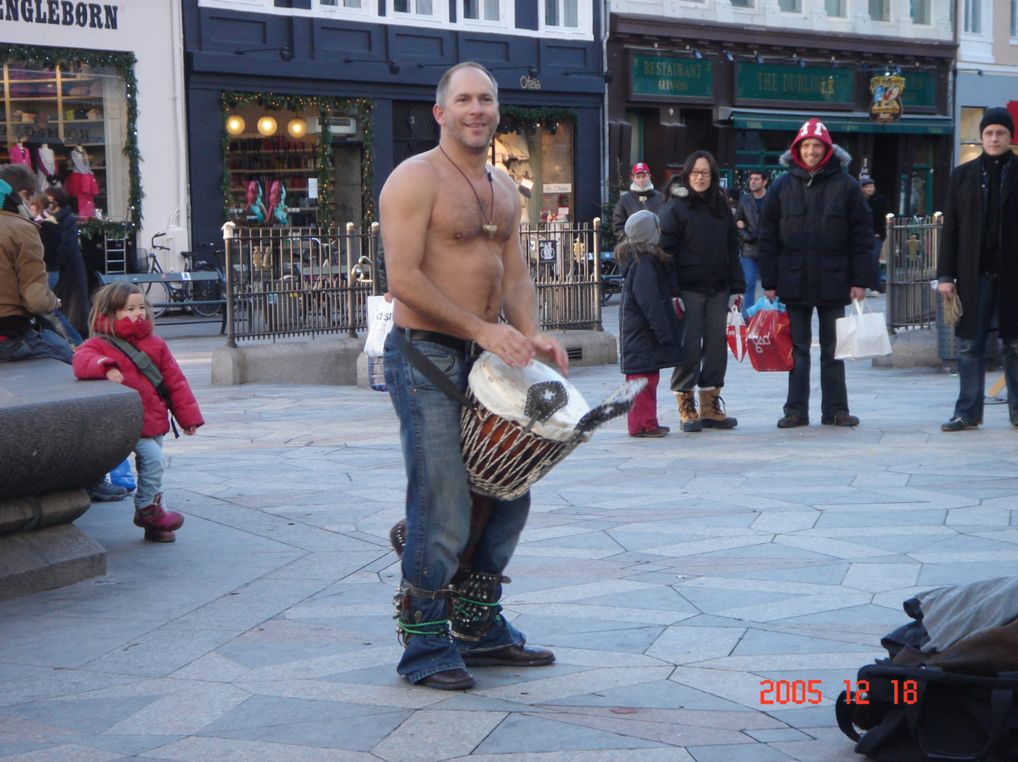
[
  {"xmin": 678, "ymin": 150, "xmax": 727, "ymax": 218},
  {"xmin": 45, "ymin": 185, "xmax": 71, "ymax": 209},
  {"xmin": 614, "ymin": 239, "xmax": 667, "ymax": 268}
]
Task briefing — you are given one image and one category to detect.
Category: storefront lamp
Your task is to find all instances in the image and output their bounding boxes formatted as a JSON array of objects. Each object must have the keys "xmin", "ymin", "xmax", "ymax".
[
  {"xmin": 226, "ymin": 115, "xmax": 246, "ymax": 136},
  {"xmin": 257, "ymin": 116, "xmax": 278, "ymax": 136},
  {"xmin": 287, "ymin": 118, "xmax": 307, "ymax": 138}
]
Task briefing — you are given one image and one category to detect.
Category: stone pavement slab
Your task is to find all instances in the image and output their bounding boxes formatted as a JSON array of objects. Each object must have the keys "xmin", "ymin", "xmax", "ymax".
[{"xmin": 2, "ymin": 302, "xmax": 1017, "ymax": 759}]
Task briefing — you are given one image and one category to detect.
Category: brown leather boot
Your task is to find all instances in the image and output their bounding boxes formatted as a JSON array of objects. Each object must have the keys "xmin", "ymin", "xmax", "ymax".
[
  {"xmin": 699, "ymin": 387, "xmax": 738, "ymax": 429},
  {"xmin": 674, "ymin": 390, "xmax": 702, "ymax": 432}
]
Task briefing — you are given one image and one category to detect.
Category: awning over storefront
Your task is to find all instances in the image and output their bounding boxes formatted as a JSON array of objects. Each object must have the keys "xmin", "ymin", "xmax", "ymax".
[{"xmin": 728, "ymin": 111, "xmax": 953, "ymax": 135}]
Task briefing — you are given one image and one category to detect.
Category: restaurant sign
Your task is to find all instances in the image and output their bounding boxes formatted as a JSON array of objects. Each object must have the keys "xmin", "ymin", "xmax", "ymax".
[
  {"xmin": 631, "ymin": 53, "xmax": 713, "ymax": 100},
  {"xmin": 735, "ymin": 63, "xmax": 855, "ymax": 106}
]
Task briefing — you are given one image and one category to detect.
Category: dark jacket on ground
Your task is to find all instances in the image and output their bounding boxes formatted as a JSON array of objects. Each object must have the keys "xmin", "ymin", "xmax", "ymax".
[
  {"xmin": 758, "ymin": 145, "xmax": 873, "ymax": 307},
  {"xmin": 659, "ymin": 185, "xmax": 744, "ymax": 297},
  {"xmin": 736, "ymin": 191, "xmax": 766, "ymax": 259},
  {"xmin": 618, "ymin": 243, "xmax": 684, "ymax": 375},
  {"xmin": 612, "ymin": 188, "xmax": 665, "ymax": 239},
  {"xmin": 937, "ymin": 153, "xmax": 1018, "ymax": 340}
]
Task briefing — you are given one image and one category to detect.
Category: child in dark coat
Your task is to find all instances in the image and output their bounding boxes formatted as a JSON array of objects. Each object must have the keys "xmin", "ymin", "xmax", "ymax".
[
  {"xmin": 618, "ymin": 210, "xmax": 684, "ymax": 437},
  {"xmin": 73, "ymin": 283, "xmax": 204, "ymax": 542}
]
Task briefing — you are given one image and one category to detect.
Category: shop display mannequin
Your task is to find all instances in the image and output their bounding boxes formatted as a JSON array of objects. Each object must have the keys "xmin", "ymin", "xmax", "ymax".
[
  {"xmin": 9, "ymin": 138, "xmax": 32, "ymax": 169},
  {"xmin": 65, "ymin": 145, "xmax": 100, "ymax": 218},
  {"xmin": 244, "ymin": 180, "xmax": 268, "ymax": 224},
  {"xmin": 267, "ymin": 180, "xmax": 289, "ymax": 226},
  {"xmin": 34, "ymin": 142, "xmax": 60, "ymax": 190}
]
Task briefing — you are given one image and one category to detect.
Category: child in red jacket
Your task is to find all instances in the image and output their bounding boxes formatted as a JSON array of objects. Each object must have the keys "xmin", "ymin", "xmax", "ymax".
[{"xmin": 73, "ymin": 283, "xmax": 204, "ymax": 542}]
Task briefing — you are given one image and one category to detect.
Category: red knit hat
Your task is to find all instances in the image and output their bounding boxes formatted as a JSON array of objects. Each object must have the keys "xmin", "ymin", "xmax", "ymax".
[{"xmin": 790, "ymin": 118, "xmax": 833, "ymax": 170}]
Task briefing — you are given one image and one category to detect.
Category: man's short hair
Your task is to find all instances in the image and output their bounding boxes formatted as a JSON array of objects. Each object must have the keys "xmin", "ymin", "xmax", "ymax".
[
  {"xmin": 748, "ymin": 170, "xmax": 768, "ymax": 182},
  {"xmin": 0, "ymin": 164, "xmax": 37, "ymax": 197},
  {"xmin": 435, "ymin": 62, "xmax": 498, "ymax": 107}
]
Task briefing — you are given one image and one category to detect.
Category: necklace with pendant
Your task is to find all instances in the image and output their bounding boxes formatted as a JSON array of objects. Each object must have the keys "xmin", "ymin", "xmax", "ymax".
[{"xmin": 439, "ymin": 145, "xmax": 497, "ymax": 238}]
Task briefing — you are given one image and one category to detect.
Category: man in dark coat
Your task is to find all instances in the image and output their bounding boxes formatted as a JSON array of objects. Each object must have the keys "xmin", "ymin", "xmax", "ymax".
[
  {"xmin": 736, "ymin": 170, "xmax": 768, "ymax": 313},
  {"xmin": 759, "ymin": 118, "xmax": 873, "ymax": 428},
  {"xmin": 860, "ymin": 176, "xmax": 891, "ymax": 292},
  {"xmin": 612, "ymin": 162, "xmax": 665, "ymax": 240},
  {"xmin": 937, "ymin": 106, "xmax": 1018, "ymax": 431}
]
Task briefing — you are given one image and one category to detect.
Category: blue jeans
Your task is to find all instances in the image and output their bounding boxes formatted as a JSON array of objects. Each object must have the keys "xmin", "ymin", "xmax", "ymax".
[
  {"xmin": 954, "ymin": 275, "xmax": 1018, "ymax": 425},
  {"xmin": 0, "ymin": 328, "xmax": 73, "ymax": 363},
  {"xmin": 383, "ymin": 332, "xmax": 529, "ymax": 683},
  {"xmin": 134, "ymin": 436, "xmax": 165, "ymax": 509},
  {"xmin": 740, "ymin": 256, "xmax": 759, "ymax": 315},
  {"xmin": 46, "ymin": 271, "xmax": 84, "ymax": 346}
]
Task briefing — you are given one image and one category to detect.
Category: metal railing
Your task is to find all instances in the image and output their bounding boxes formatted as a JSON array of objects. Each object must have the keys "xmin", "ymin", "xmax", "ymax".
[
  {"xmin": 521, "ymin": 219, "xmax": 603, "ymax": 331},
  {"xmin": 222, "ymin": 222, "xmax": 379, "ymax": 345},
  {"xmin": 885, "ymin": 213, "xmax": 941, "ymax": 331},
  {"xmin": 222, "ymin": 218, "xmax": 604, "ymax": 344}
]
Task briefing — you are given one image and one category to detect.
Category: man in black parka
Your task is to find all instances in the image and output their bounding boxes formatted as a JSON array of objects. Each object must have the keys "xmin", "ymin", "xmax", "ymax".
[
  {"xmin": 937, "ymin": 107, "xmax": 1018, "ymax": 431},
  {"xmin": 759, "ymin": 119, "xmax": 872, "ymax": 428}
]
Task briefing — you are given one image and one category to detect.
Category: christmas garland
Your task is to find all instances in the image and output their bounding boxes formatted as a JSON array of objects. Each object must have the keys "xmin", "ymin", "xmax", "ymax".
[
  {"xmin": 499, "ymin": 105, "xmax": 577, "ymax": 135},
  {"xmin": 220, "ymin": 91, "xmax": 375, "ymax": 229},
  {"xmin": 1, "ymin": 45, "xmax": 142, "ymax": 240}
]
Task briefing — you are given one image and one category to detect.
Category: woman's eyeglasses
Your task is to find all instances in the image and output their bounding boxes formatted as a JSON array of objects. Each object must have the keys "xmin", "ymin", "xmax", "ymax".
[{"xmin": 689, "ymin": 170, "xmax": 712, "ymax": 177}]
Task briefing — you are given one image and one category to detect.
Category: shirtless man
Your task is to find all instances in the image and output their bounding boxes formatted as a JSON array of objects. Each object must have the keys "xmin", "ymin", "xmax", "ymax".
[{"xmin": 380, "ymin": 62, "xmax": 567, "ymax": 690}]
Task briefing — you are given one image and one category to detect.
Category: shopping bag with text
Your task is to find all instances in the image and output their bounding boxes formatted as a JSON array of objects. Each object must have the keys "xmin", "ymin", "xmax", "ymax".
[{"xmin": 746, "ymin": 307, "xmax": 794, "ymax": 372}]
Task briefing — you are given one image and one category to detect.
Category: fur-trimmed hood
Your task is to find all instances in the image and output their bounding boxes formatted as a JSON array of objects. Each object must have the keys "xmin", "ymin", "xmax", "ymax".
[{"xmin": 780, "ymin": 143, "xmax": 853, "ymax": 171}]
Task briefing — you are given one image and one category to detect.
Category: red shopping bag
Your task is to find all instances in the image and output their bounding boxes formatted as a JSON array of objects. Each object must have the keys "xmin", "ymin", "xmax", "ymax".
[
  {"xmin": 746, "ymin": 308, "xmax": 794, "ymax": 372},
  {"xmin": 726, "ymin": 307, "xmax": 747, "ymax": 362}
]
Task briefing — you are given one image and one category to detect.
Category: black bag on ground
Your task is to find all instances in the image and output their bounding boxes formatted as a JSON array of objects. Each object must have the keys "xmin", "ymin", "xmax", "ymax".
[{"xmin": 836, "ymin": 659, "xmax": 1018, "ymax": 760}]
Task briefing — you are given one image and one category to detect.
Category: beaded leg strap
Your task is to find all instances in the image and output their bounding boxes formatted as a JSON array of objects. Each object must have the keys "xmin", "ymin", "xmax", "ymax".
[
  {"xmin": 393, "ymin": 581, "xmax": 456, "ymax": 647},
  {"xmin": 450, "ymin": 571, "xmax": 511, "ymax": 642}
]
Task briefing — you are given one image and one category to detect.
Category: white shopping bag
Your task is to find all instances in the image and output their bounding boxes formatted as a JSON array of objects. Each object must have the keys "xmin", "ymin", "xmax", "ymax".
[
  {"xmin": 835, "ymin": 299, "xmax": 892, "ymax": 360},
  {"xmin": 364, "ymin": 294, "xmax": 394, "ymax": 358}
]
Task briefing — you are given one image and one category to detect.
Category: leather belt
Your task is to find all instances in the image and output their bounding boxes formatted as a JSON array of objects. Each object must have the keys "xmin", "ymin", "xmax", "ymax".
[{"xmin": 394, "ymin": 326, "xmax": 473, "ymax": 354}]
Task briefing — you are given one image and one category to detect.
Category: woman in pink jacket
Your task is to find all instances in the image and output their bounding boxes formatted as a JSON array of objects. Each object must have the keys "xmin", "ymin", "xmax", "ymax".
[{"xmin": 73, "ymin": 283, "xmax": 204, "ymax": 542}]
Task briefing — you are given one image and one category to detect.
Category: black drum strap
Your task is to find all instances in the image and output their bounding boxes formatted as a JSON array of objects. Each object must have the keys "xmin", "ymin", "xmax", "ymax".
[{"xmin": 390, "ymin": 328, "xmax": 471, "ymax": 408}]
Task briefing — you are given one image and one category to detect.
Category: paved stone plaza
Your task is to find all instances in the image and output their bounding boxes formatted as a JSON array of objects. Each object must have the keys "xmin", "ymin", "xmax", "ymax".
[{"xmin": 2, "ymin": 305, "xmax": 1018, "ymax": 761}]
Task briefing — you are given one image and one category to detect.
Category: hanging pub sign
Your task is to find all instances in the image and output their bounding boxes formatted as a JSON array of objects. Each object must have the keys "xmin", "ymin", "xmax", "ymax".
[{"xmin": 869, "ymin": 74, "xmax": 905, "ymax": 123}]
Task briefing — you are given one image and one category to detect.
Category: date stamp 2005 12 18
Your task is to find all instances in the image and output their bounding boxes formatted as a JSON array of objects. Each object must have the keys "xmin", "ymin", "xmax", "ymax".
[{"xmin": 759, "ymin": 678, "xmax": 919, "ymax": 706}]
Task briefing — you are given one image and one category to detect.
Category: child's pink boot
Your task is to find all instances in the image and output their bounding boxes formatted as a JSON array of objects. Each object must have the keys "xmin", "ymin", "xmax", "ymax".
[{"xmin": 133, "ymin": 493, "xmax": 184, "ymax": 543}]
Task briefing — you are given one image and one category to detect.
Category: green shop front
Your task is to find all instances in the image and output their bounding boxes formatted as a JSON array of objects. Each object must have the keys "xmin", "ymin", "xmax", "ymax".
[{"xmin": 606, "ymin": 16, "xmax": 956, "ymax": 214}]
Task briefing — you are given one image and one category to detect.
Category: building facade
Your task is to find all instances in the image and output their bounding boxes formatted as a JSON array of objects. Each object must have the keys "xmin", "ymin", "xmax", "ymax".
[
  {"xmin": 607, "ymin": 0, "xmax": 957, "ymax": 216},
  {"xmin": 183, "ymin": 0, "xmax": 606, "ymax": 248},
  {"xmin": 0, "ymin": 1, "xmax": 189, "ymax": 270},
  {"xmin": 953, "ymin": 0, "xmax": 1018, "ymax": 165}
]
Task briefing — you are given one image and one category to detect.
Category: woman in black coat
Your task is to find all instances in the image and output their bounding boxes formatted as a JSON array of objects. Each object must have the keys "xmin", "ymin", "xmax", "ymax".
[
  {"xmin": 43, "ymin": 186, "xmax": 90, "ymax": 339},
  {"xmin": 659, "ymin": 151, "xmax": 744, "ymax": 432},
  {"xmin": 618, "ymin": 210, "xmax": 683, "ymax": 438}
]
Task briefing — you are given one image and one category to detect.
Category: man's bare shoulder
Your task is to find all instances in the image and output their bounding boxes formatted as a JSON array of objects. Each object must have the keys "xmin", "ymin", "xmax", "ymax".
[{"xmin": 383, "ymin": 150, "xmax": 441, "ymax": 191}]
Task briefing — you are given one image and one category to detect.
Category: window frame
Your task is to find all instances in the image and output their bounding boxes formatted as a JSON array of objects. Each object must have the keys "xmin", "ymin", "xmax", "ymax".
[
  {"xmin": 458, "ymin": 0, "xmax": 513, "ymax": 29},
  {"xmin": 316, "ymin": 0, "xmax": 373, "ymax": 17},
  {"xmin": 539, "ymin": 0, "xmax": 589, "ymax": 34},
  {"xmin": 387, "ymin": 0, "xmax": 449, "ymax": 24}
]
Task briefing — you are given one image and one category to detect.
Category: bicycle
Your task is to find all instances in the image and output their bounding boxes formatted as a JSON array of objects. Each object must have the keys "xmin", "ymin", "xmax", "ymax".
[{"xmin": 144, "ymin": 233, "xmax": 224, "ymax": 319}]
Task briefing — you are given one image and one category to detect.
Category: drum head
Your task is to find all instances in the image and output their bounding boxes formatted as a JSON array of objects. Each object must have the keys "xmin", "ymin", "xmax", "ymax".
[{"xmin": 468, "ymin": 352, "xmax": 589, "ymax": 442}]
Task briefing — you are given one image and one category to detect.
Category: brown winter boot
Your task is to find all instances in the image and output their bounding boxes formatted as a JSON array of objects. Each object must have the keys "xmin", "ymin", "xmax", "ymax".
[
  {"xmin": 699, "ymin": 388, "xmax": 738, "ymax": 429},
  {"xmin": 133, "ymin": 493, "xmax": 184, "ymax": 543},
  {"xmin": 674, "ymin": 390, "xmax": 702, "ymax": 432}
]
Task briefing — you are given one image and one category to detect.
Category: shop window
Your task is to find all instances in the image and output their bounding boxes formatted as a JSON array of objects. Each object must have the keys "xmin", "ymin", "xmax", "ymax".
[
  {"xmin": 960, "ymin": 106, "xmax": 984, "ymax": 164},
  {"xmin": 778, "ymin": 0, "xmax": 801, "ymax": 13},
  {"xmin": 493, "ymin": 120, "xmax": 573, "ymax": 226},
  {"xmin": 912, "ymin": 0, "xmax": 930, "ymax": 24},
  {"xmin": 2, "ymin": 61, "xmax": 130, "ymax": 223},
  {"xmin": 223, "ymin": 103, "xmax": 369, "ymax": 228},
  {"xmin": 826, "ymin": 0, "xmax": 846, "ymax": 17},
  {"xmin": 730, "ymin": 0, "xmax": 753, "ymax": 8},
  {"xmin": 869, "ymin": 0, "xmax": 889, "ymax": 21}
]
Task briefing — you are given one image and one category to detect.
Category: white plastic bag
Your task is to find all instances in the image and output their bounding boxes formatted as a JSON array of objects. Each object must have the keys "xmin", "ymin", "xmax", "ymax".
[
  {"xmin": 364, "ymin": 295, "xmax": 394, "ymax": 358},
  {"xmin": 835, "ymin": 299, "xmax": 892, "ymax": 360}
]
